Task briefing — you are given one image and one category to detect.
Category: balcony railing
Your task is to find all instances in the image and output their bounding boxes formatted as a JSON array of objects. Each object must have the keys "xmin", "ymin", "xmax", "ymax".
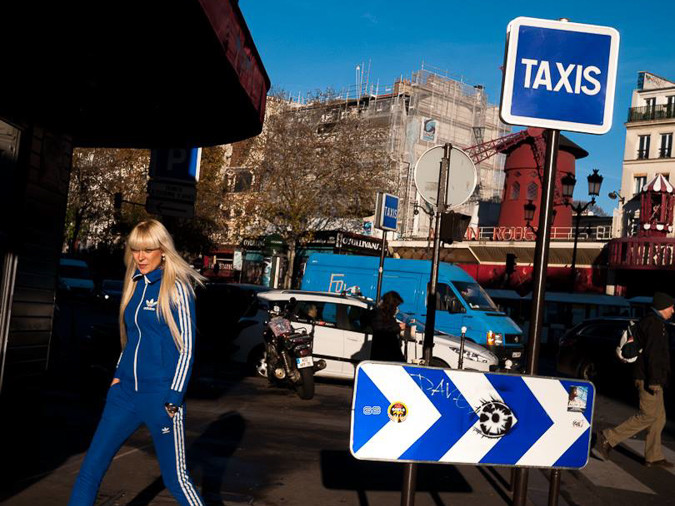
[
  {"xmin": 609, "ymin": 237, "xmax": 675, "ymax": 270},
  {"xmin": 628, "ymin": 104, "xmax": 675, "ymax": 122}
]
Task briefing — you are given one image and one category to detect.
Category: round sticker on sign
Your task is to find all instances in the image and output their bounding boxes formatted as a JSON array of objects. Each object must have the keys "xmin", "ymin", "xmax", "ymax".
[{"xmin": 388, "ymin": 401, "xmax": 408, "ymax": 423}]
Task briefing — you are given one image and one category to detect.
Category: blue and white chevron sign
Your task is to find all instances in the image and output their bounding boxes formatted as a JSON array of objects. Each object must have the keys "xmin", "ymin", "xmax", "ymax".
[{"xmin": 350, "ymin": 362, "xmax": 595, "ymax": 469}]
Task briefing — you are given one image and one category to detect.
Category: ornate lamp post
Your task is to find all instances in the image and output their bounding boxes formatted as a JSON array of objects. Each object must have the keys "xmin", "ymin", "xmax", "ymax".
[
  {"xmin": 523, "ymin": 199, "xmax": 537, "ymax": 230},
  {"xmin": 565, "ymin": 169, "xmax": 604, "ymax": 291}
]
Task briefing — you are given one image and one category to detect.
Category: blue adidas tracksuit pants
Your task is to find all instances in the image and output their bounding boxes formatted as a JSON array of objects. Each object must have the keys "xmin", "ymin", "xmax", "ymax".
[{"xmin": 69, "ymin": 381, "xmax": 204, "ymax": 505}]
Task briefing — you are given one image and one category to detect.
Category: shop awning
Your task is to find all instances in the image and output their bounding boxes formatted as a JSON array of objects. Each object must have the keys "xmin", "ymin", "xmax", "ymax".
[{"xmin": 0, "ymin": 0, "xmax": 270, "ymax": 147}]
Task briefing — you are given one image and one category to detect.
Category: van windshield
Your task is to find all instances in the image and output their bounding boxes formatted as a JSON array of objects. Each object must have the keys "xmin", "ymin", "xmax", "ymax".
[{"xmin": 453, "ymin": 282, "xmax": 498, "ymax": 311}]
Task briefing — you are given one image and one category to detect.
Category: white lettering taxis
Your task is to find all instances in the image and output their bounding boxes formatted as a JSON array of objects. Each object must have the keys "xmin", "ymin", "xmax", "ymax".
[{"xmin": 521, "ymin": 59, "xmax": 601, "ymax": 96}]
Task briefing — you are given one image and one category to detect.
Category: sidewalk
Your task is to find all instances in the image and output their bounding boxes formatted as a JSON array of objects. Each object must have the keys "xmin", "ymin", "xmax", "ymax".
[{"xmin": 2, "ymin": 370, "xmax": 571, "ymax": 506}]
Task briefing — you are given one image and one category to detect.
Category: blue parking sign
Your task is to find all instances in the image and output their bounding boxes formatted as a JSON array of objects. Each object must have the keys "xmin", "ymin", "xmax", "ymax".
[{"xmin": 500, "ymin": 17, "xmax": 620, "ymax": 134}]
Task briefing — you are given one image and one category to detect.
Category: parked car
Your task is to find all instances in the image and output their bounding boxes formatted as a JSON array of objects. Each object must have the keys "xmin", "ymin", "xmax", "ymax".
[
  {"xmin": 96, "ymin": 279, "xmax": 123, "ymax": 303},
  {"xmin": 58, "ymin": 257, "xmax": 95, "ymax": 296},
  {"xmin": 557, "ymin": 317, "xmax": 639, "ymax": 384},
  {"xmin": 232, "ymin": 289, "xmax": 498, "ymax": 380},
  {"xmin": 301, "ymin": 254, "xmax": 523, "ymax": 371}
]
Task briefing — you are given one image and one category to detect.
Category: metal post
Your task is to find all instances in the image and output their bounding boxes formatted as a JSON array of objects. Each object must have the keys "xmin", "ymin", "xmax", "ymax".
[
  {"xmin": 512, "ymin": 129, "xmax": 560, "ymax": 506},
  {"xmin": 401, "ymin": 461, "xmax": 417, "ymax": 506},
  {"xmin": 569, "ymin": 209, "xmax": 582, "ymax": 291},
  {"xmin": 458, "ymin": 326, "xmax": 467, "ymax": 370},
  {"xmin": 423, "ymin": 143, "xmax": 451, "ymax": 364},
  {"xmin": 376, "ymin": 231, "xmax": 387, "ymax": 303},
  {"xmin": 402, "ymin": 143, "xmax": 451, "ymax": 506},
  {"xmin": 548, "ymin": 469, "xmax": 561, "ymax": 506}
]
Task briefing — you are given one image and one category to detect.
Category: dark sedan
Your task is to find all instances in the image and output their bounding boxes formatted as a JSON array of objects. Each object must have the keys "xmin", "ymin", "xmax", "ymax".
[
  {"xmin": 557, "ymin": 316, "xmax": 675, "ymax": 391},
  {"xmin": 556, "ymin": 317, "xmax": 637, "ymax": 384}
]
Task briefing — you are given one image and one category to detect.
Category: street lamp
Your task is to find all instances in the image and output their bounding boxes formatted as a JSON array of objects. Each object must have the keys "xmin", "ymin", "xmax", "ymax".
[
  {"xmin": 524, "ymin": 199, "xmax": 536, "ymax": 226},
  {"xmin": 565, "ymin": 169, "xmax": 604, "ymax": 291}
]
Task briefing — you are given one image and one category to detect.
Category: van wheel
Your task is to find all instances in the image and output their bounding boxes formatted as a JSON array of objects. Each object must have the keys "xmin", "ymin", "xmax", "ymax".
[
  {"xmin": 430, "ymin": 358, "xmax": 450, "ymax": 369},
  {"xmin": 248, "ymin": 345, "xmax": 268, "ymax": 378},
  {"xmin": 578, "ymin": 359, "xmax": 597, "ymax": 381}
]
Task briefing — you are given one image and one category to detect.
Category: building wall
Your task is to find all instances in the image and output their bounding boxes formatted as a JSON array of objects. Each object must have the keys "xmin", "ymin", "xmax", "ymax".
[
  {"xmin": 619, "ymin": 72, "xmax": 675, "ymax": 236},
  {"xmin": 0, "ymin": 121, "xmax": 72, "ymax": 391},
  {"xmin": 497, "ymin": 144, "xmax": 576, "ymax": 229}
]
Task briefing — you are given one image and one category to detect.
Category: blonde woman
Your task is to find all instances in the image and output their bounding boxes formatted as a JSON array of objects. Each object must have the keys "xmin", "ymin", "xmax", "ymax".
[{"xmin": 70, "ymin": 220, "xmax": 206, "ymax": 506}]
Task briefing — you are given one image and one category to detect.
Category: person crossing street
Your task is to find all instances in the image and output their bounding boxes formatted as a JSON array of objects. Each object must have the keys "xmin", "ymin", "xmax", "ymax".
[{"xmin": 595, "ymin": 291, "xmax": 674, "ymax": 468}]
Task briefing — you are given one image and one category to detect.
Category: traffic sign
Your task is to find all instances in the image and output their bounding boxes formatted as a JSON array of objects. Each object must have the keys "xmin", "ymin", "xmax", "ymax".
[
  {"xmin": 500, "ymin": 17, "xmax": 620, "ymax": 134},
  {"xmin": 351, "ymin": 362, "xmax": 594, "ymax": 469},
  {"xmin": 414, "ymin": 146, "xmax": 477, "ymax": 209},
  {"xmin": 145, "ymin": 197, "xmax": 194, "ymax": 218},
  {"xmin": 149, "ymin": 148, "xmax": 202, "ymax": 182},
  {"xmin": 148, "ymin": 180, "xmax": 197, "ymax": 204},
  {"xmin": 375, "ymin": 192, "xmax": 399, "ymax": 231}
]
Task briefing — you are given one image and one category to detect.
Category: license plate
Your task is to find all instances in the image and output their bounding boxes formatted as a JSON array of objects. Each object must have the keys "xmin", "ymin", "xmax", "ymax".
[
  {"xmin": 296, "ymin": 356, "xmax": 314, "ymax": 368},
  {"xmin": 511, "ymin": 351, "xmax": 522, "ymax": 358}
]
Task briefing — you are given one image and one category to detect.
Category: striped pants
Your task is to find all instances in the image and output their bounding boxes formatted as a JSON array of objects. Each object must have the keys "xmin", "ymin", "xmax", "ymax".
[{"xmin": 69, "ymin": 382, "xmax": 203, "ymax": 505}]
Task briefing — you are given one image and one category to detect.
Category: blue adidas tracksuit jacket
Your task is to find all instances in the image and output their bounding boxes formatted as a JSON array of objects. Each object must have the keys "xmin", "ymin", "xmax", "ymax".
[{"xmin": 69, "ymin": 268, "xmax": 204, "ymax": 505}]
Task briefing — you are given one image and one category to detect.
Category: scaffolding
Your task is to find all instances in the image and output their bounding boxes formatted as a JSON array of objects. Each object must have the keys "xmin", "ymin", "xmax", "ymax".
[{"xmin": 277, "ymin": 63, "xmax": 511, "ymax": 239}]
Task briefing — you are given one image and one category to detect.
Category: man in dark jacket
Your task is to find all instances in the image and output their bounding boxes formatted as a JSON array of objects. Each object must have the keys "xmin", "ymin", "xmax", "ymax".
[{"xmin": 595, "ymin": 291, "xmax": 674, "ymax": 467}]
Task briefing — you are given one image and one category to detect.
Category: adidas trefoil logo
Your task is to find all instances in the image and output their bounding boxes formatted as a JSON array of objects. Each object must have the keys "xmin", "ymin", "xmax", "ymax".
[
  {"xmin": 143, "ymin": 298, "xmax": 159, "ymax": 311},
  {"xmin": 161, "ymin": 427, "xmax": 170, "ymax": 435}
]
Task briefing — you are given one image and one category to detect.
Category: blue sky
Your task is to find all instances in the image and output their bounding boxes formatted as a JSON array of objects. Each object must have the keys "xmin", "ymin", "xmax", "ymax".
[{"xmin": 240, "ymin": 1, "xmax": 675, "ymax": 214}]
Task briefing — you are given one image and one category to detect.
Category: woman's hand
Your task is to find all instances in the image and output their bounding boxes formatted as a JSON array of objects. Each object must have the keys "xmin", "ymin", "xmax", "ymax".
[{"xmin": 111, "ymin": 378, "xmax": 121, "ymax": 387}]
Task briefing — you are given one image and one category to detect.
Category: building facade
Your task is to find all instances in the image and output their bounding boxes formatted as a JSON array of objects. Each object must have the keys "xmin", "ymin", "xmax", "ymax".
[{"xmin": 617, "ymin": 71, "xmax": 675, "ymax": 237}]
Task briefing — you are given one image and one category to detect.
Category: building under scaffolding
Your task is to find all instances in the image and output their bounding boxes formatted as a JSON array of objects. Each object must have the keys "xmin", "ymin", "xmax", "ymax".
[
  {"xmin": 299, "ymin": 64, "xmax": 510, "ymax": 239},
  {"xmin": 225, "ymin": 64, "xmax": 510, "ymax": 241}
]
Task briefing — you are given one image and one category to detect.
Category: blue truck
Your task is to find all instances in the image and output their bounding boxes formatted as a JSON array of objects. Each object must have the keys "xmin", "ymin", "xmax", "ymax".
[{"xmin": 301, "ymin": 253, "xmax": 524, "ymax": 370}]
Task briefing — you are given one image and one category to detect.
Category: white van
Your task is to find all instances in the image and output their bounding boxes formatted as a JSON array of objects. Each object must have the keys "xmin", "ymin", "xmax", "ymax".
[
  {"xmin": 58, "ymin": 258, "xmax": 95, "ymax": 295},
  {"xmin": 232, "ymin": 290, "xmax": 498, "ymax": 380}
]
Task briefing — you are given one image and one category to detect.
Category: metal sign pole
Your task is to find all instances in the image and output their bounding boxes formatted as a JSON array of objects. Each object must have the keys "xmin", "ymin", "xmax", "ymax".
[
  {"xmin": 512, "ymin": 129, "xmax": 560, "ymax": 506},
  {"xmin": 401, "ymin": 143, "xmax": 451, "ymax": 506},
  {"xmin": 376, "ymin": 230, "xmax": 387, "ymax": 303},
  {"xmin": 423, "ymin": 142, "xmax": 451, "ymax": 363}
]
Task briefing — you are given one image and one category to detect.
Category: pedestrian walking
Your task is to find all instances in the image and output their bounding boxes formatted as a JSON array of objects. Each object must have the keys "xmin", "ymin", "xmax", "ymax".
[
  {"xmin": 595, "ymin": 291, "xmax": 674, "ymax": 468},
  {"xmin": 370, "ymin": 291, "xmax": 406, "ymax": 362},
  {"xmin": 69, "ymin": 219, "xmax": 206, "ymax": 505}
]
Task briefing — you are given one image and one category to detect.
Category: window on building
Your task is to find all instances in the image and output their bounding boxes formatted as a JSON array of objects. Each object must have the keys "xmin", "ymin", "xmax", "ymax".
[
  {"xmin": 527, "ymin": 182, "xmax": 538, "ymax": 201},
  {"xmin": 660, "ymin": 173, "xmax": 670, "ymax": 181},
  {"xmin": 633, "ymin": 175, "xmax": 647, "ymax": 195},
  {"xmin": 233, "ymin": 171, "xmax": 253, "ymax": 192},
  {"xmin": 638, "ymin": 135, "xmax": 651, "ymax": 159},
  {"xmin": 645, "ymin": 97, "xmax": 656, "ymax": 110},
  {"xmin": 660, "ymin": 133, "xmax": 673, "ymax": 158},
  {"xmin": 510, "ymin": 181, "xmax": 520, "ymax": 200},
  {"xmin": 667, "ymin": 96, "xmax": 675, "ymax": 115}
]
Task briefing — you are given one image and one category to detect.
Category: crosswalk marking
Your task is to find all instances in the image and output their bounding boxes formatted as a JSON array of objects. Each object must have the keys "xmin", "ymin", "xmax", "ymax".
[
  {"xmin": 581, "ymin": 456, "xmax": 656, "ymax": 494},
  {"xmin": 621, "ymin": 439, "xmax": 675, "ymax": 476}
]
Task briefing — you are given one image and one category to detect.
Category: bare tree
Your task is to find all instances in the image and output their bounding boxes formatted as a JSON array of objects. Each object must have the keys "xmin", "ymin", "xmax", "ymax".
[
  {"xmin": 249, "ymin": 98, "xmax": 394, "ymax": 287},
  {"xmin": 65, "ymin": 148, "xmax": 150, "ymax": 251}
]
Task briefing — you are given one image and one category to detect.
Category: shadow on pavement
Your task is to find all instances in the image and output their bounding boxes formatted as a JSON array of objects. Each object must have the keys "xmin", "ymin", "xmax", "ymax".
[
  {"xmin": 125, "ymin": 411, "xmax": 247, "ymax": 505},
  {"xmin": 320, "ymin": 450, "xmax": 472, "ymax": 505}
]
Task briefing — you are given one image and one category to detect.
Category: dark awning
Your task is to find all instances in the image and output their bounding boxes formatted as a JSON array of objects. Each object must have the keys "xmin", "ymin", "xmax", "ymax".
[{"xmin": 0, "ymin": 1, "xmax": 270, "ymax": 148}]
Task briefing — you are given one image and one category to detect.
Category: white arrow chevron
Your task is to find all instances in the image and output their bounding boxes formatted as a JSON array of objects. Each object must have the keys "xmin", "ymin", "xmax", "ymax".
[
  {"xmin": 439, "ymin": 370, "xmax": 518, "ymax": 463},
  {"xmin": 516, "ymin": 377, "xmax": 590, "ymax": 467},
  {"xmin": 354, "ymin": 363, "xmax": 440, "ymax": 460}
]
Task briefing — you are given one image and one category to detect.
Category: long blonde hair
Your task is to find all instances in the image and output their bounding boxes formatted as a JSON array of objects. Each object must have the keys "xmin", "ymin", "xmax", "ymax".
[{"xmin": 119, "ymin": 219, "xmax": 205, "ymax": 350}]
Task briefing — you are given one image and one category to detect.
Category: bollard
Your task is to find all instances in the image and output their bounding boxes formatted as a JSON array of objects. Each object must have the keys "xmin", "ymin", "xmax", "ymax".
[{"xmin": 458, "ymin": 325, "xmax": 467, "ymax": 370}]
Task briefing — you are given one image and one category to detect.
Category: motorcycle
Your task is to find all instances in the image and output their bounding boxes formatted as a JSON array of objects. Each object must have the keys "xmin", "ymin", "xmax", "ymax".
[{"xmin": 263, "ymin": 300, "xmax": 326, "ymax": 399}]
